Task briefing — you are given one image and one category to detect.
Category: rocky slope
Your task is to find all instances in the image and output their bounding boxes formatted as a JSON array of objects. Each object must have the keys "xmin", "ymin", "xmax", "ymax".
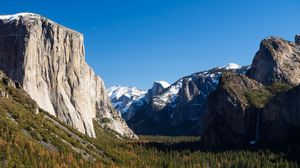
[
  {"xmin": 120, "ymin": 64, "xmax": 250, "ymax": 135},
  {"xmin": 202, "ymin": 34, "xmax": 300, "ymax": 148},
  {"xmin": 0, "ymin": 13, "xmax": 136, "ymax": 139},
  {"xmin": 0, "ymin": 70, "xmax": 142, "ymax": 167}
]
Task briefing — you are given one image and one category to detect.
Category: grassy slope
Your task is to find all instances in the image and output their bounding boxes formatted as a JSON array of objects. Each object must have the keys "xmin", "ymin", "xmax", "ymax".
[{"xmin": 0, "ymin": 75, "xmax": 298, "ymax": 168}]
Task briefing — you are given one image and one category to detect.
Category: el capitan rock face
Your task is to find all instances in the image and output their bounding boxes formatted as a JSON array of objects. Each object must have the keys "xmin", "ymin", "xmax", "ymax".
[{"xmin": 0, "ymin": 13, "xmax": 136, "ymax": 139}]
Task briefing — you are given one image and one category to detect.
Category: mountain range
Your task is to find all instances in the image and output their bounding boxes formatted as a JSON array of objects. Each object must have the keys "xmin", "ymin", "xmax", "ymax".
[
  {"xmin": 108, "ymin": 63, "xmax": 250, "ymax": 135},
  {"xmin": 109, "ymin": 35, "xmax": 300, "ymax": 147}
]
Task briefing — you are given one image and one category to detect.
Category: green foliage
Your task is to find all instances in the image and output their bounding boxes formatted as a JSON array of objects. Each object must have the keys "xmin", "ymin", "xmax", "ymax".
[
  {"xmin": 0, "ymin": 78, "xmax": 298, "ymax": 167},
  {"xmin": 0, "ymin": 81, "xmax": 105, "ymax": 167},
  {"xmin": 100, "ymin": 117, "xmax": 111, "ymax": 124},
  {"xmin": 244, "ymin": 90, "xmax": 271, "ymax": 108},
  {"xmin": 266, "ymin": 82, "xmax": 293, "ymax": 94},
  {"xmin": 244, "ymin": 82, "xmax": 293, "ymax": 108}
]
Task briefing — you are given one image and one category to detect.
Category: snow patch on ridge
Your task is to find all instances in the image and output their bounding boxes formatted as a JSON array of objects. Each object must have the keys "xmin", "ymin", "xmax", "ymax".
[
  {"xmin": 107, "ymin": 86, "xmax": 146, "ymax": 115},
  {"xmin": 0, "ymin": 13, "xmax": 39, "ymax": 21},
  {"xmin": 108, "ymin": 85, "xmax": 146, "ymax": 101},
  {"xmin": 219, "ymin": 63, "xmax": 241, "ymax": 70},
  {"xmin": 154, "ymin": 81, "xmax": 170, "ymax": 89}
]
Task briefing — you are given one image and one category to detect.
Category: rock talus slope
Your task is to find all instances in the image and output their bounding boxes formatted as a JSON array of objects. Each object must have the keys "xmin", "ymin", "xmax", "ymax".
[{"xmin": 0, "ymin": 13, "xmax": 136, "ymax": 138}]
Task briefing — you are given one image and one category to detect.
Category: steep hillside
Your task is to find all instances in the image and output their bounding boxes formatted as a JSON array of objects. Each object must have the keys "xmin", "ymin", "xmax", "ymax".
[{"xmin": 0, "ymin": 70, "xmax": 109, "ymax": 167}]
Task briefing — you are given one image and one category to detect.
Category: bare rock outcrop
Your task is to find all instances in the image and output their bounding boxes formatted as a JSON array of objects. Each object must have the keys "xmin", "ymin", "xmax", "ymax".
[
  {"xmin": 247, "ymin": 36, "xmax": 300, "ymax": 85},
  {"xmin": 145, "ymin": 81, "xmax": 170, "ymax": 100},
  {"xmin": 0, "ymin": 13, "xmax": 136, "ymax": 138}
]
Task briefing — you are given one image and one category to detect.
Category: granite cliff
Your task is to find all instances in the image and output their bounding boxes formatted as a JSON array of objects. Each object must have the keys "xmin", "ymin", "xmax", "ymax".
[{"xmin": 0, "ymin": 13, "xmax": 136, "ymax": 138}]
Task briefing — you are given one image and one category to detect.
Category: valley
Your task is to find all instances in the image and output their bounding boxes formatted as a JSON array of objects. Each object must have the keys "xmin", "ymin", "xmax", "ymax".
[{"xmin": 0, "ymin": 8, "xmax": 299, "ymax": 168}]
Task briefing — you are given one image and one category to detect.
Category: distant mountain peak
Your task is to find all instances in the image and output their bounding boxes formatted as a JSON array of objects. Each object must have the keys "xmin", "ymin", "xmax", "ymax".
[
  {"xmin": 219, "ymin": 63, "xmax": 241, "ymax": 70},
  {"xmin": 107, "ymin": 86, "xmax": 146, "ymax": 116},
  {"xmin": 154, "ymin": 81, "xmax": 170, "ymax": 89},
  {"xmin": 107, "ymin": 86, "xmax": 146, "ymax": 100}
]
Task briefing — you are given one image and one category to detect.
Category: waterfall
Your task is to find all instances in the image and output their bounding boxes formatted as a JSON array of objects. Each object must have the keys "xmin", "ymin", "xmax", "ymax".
[{"xmin": 250, "ymin": 109, "xmax": 261, "ymax": 145}]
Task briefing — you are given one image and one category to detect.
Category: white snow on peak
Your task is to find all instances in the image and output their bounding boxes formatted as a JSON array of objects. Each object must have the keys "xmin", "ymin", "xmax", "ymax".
[
  {"xmin": 0, "ymin": 13, "xmax": 79, "ymax": 34},
  {"xmin": 154, "ymin": 80, "xmax": 170, "ymax": 89},
  {"xmin": 107, "ymin": 85, "xmax": 146, "ymax": 100},
  {"xmin": 0, "ymin": 13, "xmax": 39, "ymax": 21},
  {"xmin": 107, "ymin": 85, "xmax": 147, "ymax": 115},
  {"xmin": 221, "ymin": 63, "xmax": 241, "ymax": 70}
]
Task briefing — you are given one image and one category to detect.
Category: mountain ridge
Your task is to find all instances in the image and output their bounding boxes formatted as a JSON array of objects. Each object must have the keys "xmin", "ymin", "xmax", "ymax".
[{"xmin": 109, "ymin": 63, "xmax": 250, "ymax": 135}]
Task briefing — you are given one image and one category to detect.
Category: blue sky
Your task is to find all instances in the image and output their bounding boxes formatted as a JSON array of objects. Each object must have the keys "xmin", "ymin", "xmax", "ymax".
[{"xmin": 1, "ymin": 0, "xmax": 300, "ymax": 89}]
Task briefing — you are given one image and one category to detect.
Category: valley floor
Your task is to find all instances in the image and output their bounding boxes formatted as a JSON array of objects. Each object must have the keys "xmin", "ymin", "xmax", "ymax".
[{"xmin": 98, "ymin": 134, "xmax": 299, "ymax": 168}]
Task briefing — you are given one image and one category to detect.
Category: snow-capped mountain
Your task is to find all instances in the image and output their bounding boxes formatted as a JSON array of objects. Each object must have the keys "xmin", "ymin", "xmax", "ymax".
[
  {"xmin": 107, "ymin": 86, "xmax": 146, "ymax": 115},
  {"xmin": 108, "ymin": 81, "xmax": 170, "ymax": 120},
  {"xmin": 125, "ymin": 63, "xmax": 250, "ymax": 136},
  {"xmin": 150, "ymin": 63, "xmax": 248, "ymax": 112},
  {"xmin": 107, "ymin": 63, "xmax": 249, "ymax": 136},
  {"xmin": 219, "ymin": 63, "xmax": 241, "ymax": 70}
]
